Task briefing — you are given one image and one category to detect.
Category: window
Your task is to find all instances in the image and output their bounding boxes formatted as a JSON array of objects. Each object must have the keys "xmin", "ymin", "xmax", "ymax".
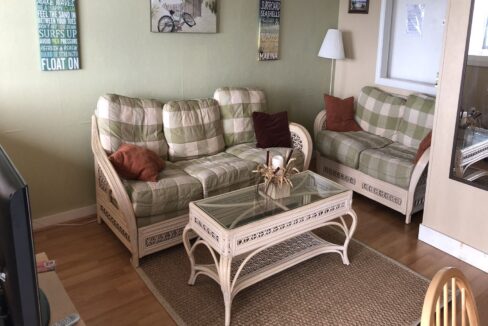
[{"xmin": 375, "ymin": 0, "xmax": 448, "ymax": 95}]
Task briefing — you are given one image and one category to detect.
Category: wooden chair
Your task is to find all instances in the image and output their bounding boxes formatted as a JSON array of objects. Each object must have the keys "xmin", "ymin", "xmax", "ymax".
[{"xmin": 421, "ymin": 267, "xmax": 480, "ymax": 326}]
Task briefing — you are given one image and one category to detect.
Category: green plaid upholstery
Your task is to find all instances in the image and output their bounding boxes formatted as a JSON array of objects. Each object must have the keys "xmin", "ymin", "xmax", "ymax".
[
  {"xmin": 225, "ymin": 143, "xmax": 305, "ymax": 171},
  {"xmin": 175, "ymin": 152, "xmax": 259, "ymax": 197},
  {"xmin": 358, "ymin": 143, "xmax": 417, "ymax": 189},
  {"xmin": 213, "ymin": 87, "xmax": 267, "ymax": 147},
  {"xmin": 163, "ymin": 99, "xmax": 225, "ymax": 161},
  {"xmin": 355, "ymin": 86, "xmax": 406, "ymax": 139},
  {"xmin": 96, "ymin": 94, "xmax": 168, "ymax": 158},
  {"xmin": 392, "ymin": 94, "xmax": 435, "ymax": 149},
  {"xmin": 123, "ymin": 162, "xmax": 203, "ymax": 218},
  {"xmin": 316, "ymin": 130, "xmax": 392, "ymax": 168}
]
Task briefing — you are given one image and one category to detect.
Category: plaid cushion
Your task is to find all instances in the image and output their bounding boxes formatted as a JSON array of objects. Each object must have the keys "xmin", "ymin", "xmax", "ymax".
[
  {"xmin": 316, "ymin": 130, "xmax": 392, "ymax": 169},
  {"xmin": 213, "ymin": 87, "xmax": 267, "ymax": 147},
  {"xmin": 358, "ymin": 143, "xmax": 417, "ymax": 189},
  {"xmin": 175, "ymin": 152, "xmax": 259, "ymax": 197},
  {"xmin": 392, "ymin": 94, "xmax": 435, "ymax": 149},
  {"xmin": 225, "ymin": 143, "xmax": 305, "ymax": 171},
  {"xmin": 163, "ymin": 99, "xmax": 225, "ymax": 161},
  {"xmin": 355, "ymin": 86, "xmax": 406, "ymax": 139},
  {"xmin": 124, "ymin": 162, "xmax": 203, "ymax": 218},
  {"xmin": 95, "ymin": 94, "xmax": 168, "ymax": 158}
]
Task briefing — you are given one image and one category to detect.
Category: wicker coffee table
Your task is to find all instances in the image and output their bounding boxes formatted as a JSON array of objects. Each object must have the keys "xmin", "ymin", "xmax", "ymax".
[
  {"xmin": 182, "ymin": 171, "xmax": 357, "ymax": 326},
  {"xmin": 455, "ymin": 127, "xmax": 488, "ymax": 180}
]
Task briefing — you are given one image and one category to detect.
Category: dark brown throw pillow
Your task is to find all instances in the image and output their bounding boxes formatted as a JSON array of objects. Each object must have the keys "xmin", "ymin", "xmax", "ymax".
[
  {"xmin": 109, "ymin": 144, "xmax": 165, "ymax": 182},
  {"xmin": 252, "ymin": 111, "xmax": 292, "ymax": 148},
  {"xmin": 413, "ymin": 131, "xmax": 432, "ymax": 164},
  {"xmin": 324, "ymin": 95, "xmax": 362, "ymax": 132}
]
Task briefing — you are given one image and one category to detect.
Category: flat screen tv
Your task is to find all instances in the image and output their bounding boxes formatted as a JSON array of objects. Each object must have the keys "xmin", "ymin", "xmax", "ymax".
[{"xmin": 0, "ymin": 146, "xmax": 49, "ymax": 326}]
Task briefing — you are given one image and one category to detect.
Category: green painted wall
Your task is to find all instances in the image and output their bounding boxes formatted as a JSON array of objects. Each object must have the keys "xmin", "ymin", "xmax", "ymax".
[{"xmin": 0, "ymin": 0, "xmax": 339, "ymax": 219}]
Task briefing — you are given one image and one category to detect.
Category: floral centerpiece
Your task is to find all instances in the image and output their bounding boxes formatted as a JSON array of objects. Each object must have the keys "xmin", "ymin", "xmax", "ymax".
[{"xmin": 254, "ymin": 149, "xmax": 300, "ymax": 199}]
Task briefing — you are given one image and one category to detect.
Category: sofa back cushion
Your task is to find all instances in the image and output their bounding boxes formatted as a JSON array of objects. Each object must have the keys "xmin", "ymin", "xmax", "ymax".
[
  {"xmin": 95, "ymin": 94, "xmax": 168, "ymax": 158},
  {"xmin": 355, "ymin": 86, "xmax": 406, "ymax": 139},
  {"xmin": 213, "ymin": 87, "xmax": 267, "ymax": 147},
  {"xmin": 163, "ymin": 98, "xmax": 225, "ymax": 161},
  {"xmin": 392, "ymin": 94, "xmax": 435, "ymax": 149}
]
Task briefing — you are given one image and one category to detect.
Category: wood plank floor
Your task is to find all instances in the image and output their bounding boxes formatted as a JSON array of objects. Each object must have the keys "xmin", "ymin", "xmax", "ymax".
[{"xmin": 34, "ymin": 194, "xmax": 488, "ymax": 325}]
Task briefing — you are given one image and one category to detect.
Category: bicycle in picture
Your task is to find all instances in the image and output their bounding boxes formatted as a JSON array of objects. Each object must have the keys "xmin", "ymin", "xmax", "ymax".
[{"xmin": 157, "ymin": 0, "xmax": 196, "ymax": 32}]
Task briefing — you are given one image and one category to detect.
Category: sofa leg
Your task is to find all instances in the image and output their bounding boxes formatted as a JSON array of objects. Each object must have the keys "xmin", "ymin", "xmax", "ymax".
[
  {"xmin": 131, "ymin": 254, "xmax": 140, "ymax": 268},
  {"xmin": 405, "ymin": 214, "xmax": 412, "ymax": 224}
]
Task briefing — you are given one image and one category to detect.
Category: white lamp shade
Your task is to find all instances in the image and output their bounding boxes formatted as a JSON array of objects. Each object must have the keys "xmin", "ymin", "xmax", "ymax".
[{"xmin": 318, "ymin": 29, "xmax": 345, "ymax": 60}]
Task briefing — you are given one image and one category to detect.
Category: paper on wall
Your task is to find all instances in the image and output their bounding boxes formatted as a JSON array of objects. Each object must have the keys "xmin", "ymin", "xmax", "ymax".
[{"xmin": 406, "ymin": 4, "xmax": 425, "ymax": 37}]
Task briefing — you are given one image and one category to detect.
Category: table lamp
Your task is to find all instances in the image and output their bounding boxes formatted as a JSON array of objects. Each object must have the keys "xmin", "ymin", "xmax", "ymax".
[{"xmin": 318, "ymin": 29, "xmax": 345, "ymax": 96}]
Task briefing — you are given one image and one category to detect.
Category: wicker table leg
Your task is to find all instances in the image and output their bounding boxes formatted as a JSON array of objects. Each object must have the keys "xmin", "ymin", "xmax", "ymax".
[
  {"xmin": 218, "ymin": 254, "xmax": 233, "ymax": 326},
  {"xmin": 182, "ymin": 225, "xmax": 197, "ymax": 285}
]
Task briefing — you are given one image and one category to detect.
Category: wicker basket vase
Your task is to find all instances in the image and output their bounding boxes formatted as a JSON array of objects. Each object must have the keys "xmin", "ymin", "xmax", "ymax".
[{"xmin": 266, "ymin": 182, "xmax": 291, "ymax": 199}]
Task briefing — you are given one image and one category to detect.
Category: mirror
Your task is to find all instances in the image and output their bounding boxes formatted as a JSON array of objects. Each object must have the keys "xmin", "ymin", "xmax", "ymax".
[{"xmin": 450, "ymin": 0, "xmax": 488, "ymax": 190}]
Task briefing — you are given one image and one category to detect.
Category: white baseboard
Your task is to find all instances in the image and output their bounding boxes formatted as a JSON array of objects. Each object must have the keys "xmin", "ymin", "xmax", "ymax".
[
  {"xmin": 33, "ymin": 205, "xmax": 97, "ymax": 231},
  {"xmin": 419, "ymin": 224, "xmax": 488, "ymax": 273}
]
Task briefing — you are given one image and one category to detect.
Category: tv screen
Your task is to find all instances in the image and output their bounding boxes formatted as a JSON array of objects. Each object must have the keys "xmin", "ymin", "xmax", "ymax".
[{"xmin": 0, "ymin": 146, "xmax": 49, "ymax": 326}]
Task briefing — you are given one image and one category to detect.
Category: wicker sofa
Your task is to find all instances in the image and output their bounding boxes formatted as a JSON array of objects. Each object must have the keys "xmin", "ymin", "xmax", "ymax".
[
  {"xmin": 91, "ymin": 87, "xmax": 312, "ymax": 266},
  {"xmin": 314, "ymin": 87, "xmax": 435, "ymax": 224}
]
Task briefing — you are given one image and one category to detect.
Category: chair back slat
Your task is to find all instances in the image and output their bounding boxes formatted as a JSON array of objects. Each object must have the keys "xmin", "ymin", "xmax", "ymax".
[
  {"xmin": 452, "ymin": 278, "xmax": 456, "ymax": 326},
  {"xmin": 444, "ymin": 284, "xmax": 448, "ymax": 326},
  {"xmin": 436, "ymin": 298, "xmax": 441, "ymax": 325},
  {"xmin": 461, "ymin": 288, "xmax": 466, "ymax": 326}
]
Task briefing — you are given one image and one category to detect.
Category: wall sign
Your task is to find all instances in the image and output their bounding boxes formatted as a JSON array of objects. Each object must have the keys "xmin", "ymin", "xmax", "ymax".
[
  {"xmin": 258, "ymin": 0, "xmax": 280, "ymax": 61},
  {"xmin": 36, "ymin": 0, "xmax": 80, "ymax": 71}
]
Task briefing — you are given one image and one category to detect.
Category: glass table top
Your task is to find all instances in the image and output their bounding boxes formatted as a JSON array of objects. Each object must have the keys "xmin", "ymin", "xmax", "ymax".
[
  {"xmin": 193, "ymin": 171, "xmax": 348, "ymax": 230},
  {"xmin": 458, "ymin": 127, "xmax": 488, "ymax": 150}
]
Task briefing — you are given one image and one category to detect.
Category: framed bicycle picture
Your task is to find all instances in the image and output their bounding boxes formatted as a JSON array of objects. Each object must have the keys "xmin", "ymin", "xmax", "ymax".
[
  {"xmin": 348, "ymin": 0, "xmax": 369, "ymax": 14},
  {"xmin": 150, "ymin": 0, "xmax": 217, "ymax": 33}
]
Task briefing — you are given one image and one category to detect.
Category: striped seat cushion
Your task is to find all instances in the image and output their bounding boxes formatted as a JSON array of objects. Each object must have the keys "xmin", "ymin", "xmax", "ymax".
[
  {"xmin": 163, "ymin": 99, "xmax": 225, "ymax": 161},
  {"xmin": 213, "ymin": 87, "xmax": 267, "ymax": 147},
  {"xmin": 316, "ymin": 130, "xmax": 392, "ymax": 169},
  {"xmin": 392, "ymin": 94, "xmax": 435, "ymax": 149},
  {"xmin": 355, "ymin": 86, "xmax": 406, "ymax": 140},
  {"xmin": 358, "ymin": 143, "xmax": 417, "ymax": 189},
  {"xmin": 175, "ymin": 153, "xmax": 259, "ymax": 197},
  {"xmin": 225, "ymin": 143, "xmax": 305, "ymax": 171},
  {"xmin": 124, "ymin": 162, "xmax": 203, "ymax": 218},
  {"xmin": 95, "ymin": 94, "xmax": 168, "ymax": 158}
]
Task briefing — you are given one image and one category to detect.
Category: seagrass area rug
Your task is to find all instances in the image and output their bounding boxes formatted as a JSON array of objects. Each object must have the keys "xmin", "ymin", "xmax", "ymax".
[{"xmin": 136, "ymin": 227, "xmax": 429, "ymax": 326}]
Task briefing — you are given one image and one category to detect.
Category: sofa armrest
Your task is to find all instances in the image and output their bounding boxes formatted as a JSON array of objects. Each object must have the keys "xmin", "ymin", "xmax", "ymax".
[
  {"xmin": 409, "ymin": 147, "xmax": 430, "ymax": 189},
  {"xmin": 91, "ymin": 115, "xmax": 139, "ymax": 264},
  {"xmin": 407, "ymin": 147, "xmax": 431, "ymax": 209},
  {"xmin": 313, "ymin": 110, "xmax": 327, "ymax": 140},
  {"xmin": 289, "ymin": 123, "xmax": 312, "ymax": 170}
]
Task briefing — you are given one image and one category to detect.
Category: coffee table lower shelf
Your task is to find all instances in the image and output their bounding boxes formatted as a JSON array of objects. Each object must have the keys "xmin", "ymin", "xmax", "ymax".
[{"xmin": 184, "ymin": 230, "xmax": 351, "ymax": 325}]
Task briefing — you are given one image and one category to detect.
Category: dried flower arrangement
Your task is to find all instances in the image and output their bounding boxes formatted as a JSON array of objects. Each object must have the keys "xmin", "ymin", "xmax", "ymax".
[
  {"xmin": 254, "ymin": 149, "xmax": 300, "ymax": 199},
  {"xmin": 460, "ymin": 108, "xmax": 482, "ymax": 129}
]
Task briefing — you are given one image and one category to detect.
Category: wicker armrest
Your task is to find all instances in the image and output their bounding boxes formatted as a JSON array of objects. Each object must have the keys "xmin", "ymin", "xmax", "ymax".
[
  {"xmin": 289, "ymin": 123, "xmax": 312, "ymax": 170},
  {"xmin": 91, "ymin": 115, "xmax": 139, "ymax": 264},
  {"xmin": 313, "ymin": 110, "xmax": 327, "ymax": 140}
]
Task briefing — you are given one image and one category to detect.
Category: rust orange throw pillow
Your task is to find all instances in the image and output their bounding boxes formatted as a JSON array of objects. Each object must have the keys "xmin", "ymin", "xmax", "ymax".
[
  {"xmin": 413, "ymin": 131, "xmax": 432, "ymax": 164},
  {"xmin": 324, "ymin": 95, "xmax": 362, "ymax": 132},
  {"xmin": 109, "ymin": 144, "xmax": 165, "ymax": 182}
]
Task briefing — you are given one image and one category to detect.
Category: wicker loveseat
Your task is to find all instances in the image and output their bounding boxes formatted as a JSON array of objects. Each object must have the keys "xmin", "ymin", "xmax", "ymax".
[
  {"xmin": 91, "ymin": 87, "xmax": 312, "ymax": 266},
  {"xmin": 314, "ymin": 87, "xmax": 435, "ymax": 224}
]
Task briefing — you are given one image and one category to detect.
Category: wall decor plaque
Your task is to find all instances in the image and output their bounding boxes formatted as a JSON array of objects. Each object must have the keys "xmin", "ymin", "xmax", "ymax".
[
  {"xmin": 258, "ymin": 0, "xmax": 281, "ymax": 61},
  {"xmin": 36, "ymin": 0, "xmax": 80, "ymax": 71}
]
